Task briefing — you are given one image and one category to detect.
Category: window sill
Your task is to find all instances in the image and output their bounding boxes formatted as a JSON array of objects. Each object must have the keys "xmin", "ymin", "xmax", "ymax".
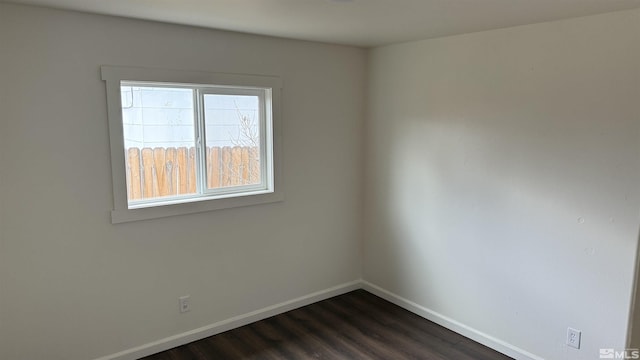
[{"xmin": 111, "ymin": 190, "xmax": 283, "ymax": 224}]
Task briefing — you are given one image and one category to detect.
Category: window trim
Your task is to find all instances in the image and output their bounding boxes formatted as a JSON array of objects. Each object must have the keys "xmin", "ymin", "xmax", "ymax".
[{"xmin": 102, "ymin": 66, "xmax": 283, "ymax": 224}]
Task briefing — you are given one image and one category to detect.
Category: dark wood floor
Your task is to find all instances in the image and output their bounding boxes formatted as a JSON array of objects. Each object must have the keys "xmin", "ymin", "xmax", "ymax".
[{"xmin": 141, "ymin": 290, "xmax": 513, "ymax": 360}]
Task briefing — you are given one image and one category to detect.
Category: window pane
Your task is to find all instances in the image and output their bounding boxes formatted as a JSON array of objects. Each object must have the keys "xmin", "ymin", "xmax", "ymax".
[
  {"xmin": 203, "ymin": 94, "xmax": 261, "ymax": 189},
  {"xmin": 121, "ymin": 85, "xmax": 197, "ymax": 203}
]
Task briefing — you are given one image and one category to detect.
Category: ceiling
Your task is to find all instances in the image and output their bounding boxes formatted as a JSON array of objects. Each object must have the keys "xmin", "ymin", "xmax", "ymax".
[{"xmin": 4, "ymin": 0, "xmax": 640, "ymax": 47}]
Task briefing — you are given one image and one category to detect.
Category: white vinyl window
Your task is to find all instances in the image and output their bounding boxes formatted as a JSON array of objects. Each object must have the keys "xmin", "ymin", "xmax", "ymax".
[{"xmin": 102, "ymin": 66, "xmax": 283, "ymax": 223}]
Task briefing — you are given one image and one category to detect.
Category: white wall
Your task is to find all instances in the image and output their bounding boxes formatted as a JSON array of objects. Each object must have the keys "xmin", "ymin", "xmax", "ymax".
[
  {"xmin": 3, "ymin": 4, "xmax": 640, "ymax": 360},
  {"xmin": 365, "ymin": 9, "xmax": 640, "ymax": 360},
  {"xmin": 0, "ymin": 4, "xmax": 365, "ymax": 360}
]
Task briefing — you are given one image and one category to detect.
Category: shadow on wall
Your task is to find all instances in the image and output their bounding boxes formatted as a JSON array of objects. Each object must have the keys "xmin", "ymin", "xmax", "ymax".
[{"xmin": 368, "ymin": 114, "xmax": 635, "ymax": 341}]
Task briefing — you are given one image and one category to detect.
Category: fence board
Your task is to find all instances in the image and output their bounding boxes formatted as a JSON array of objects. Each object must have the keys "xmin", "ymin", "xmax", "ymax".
[
  {"xmin": 231, "ymin": 146, "xmax": 242, "ymax": 186},
  {"xmin": 209, "ymin": 147, "xmax": 221, "ymax": 189},
  {"xmin": 154, "ymin": 148, "xmax": 168, "ymax": 196},
  {"xmin": 241, "ymin": 147, "xmax": 249, "ymax": 184},
  {"xmin": 221, "ymin": 147, "xmax": 232, "ymax": 187},
  {"xmin": 188, "ymin": 147, "xmax": 196, "ymax": 193},
  {"xmin": 177, "ymin": 147, "xmax": 188, "ymax": 195},
  {"xmin": 126, "ymin": 146, "xmax": 258, "ymax": 202},
  {"xmin": 128, "ymin": 148, "xmax": 142, "ymax": 200},
  {"xmin": 165, "ymin": 148, "xmax": 177, "ymax": 195},
  {"xmin": 141, "ymin": 148, "xmax": 154, "ymax": 198},
  {"xmin": 249, "ymin": 147, "xmax": 260, "ymax": 184}
]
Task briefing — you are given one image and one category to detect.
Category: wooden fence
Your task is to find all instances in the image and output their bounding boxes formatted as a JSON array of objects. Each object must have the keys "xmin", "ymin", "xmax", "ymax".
[{"xmin": 125, "ymin": 146, "xmax": 260, "ymax": 201}]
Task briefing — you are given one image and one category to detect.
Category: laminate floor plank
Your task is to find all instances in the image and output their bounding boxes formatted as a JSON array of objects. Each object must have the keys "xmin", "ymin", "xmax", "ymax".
[
  {"xmin": 300, "ymin": 303, "xmax": 408, "ymax": 360},
  {"xmin": 141, "ymin": 290, "xmax": 513, "ymax": 360},
  {"xmin": 277, "ymin": 310, "xmax": 374, "ymax": 359},
  {"xmin": 318, "ymin": 297, "xmax": 456, "ymax": 360},
  {"xmin": 346, "ymin": 290, "xmax": 469, "ymax": 345},
  {"xmin": 329, "ymin": 292, "xmax": 486, "ymax": 360}
]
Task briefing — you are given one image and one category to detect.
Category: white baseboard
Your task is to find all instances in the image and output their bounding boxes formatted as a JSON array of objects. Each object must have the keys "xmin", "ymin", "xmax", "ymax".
[
  {"xmin": 95, "ymin": 279, "xmax": 542, "ymax": 360},
  {"xmin": 93, "ymin": 280, "xmax": 361, "ymax": 360},
  {"xmin": 361, "ymin": 281, "xmax": 544, "ymax": 360}
]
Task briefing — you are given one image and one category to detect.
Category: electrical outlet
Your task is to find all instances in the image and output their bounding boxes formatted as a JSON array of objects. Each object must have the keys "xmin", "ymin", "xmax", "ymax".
[
  {"xmin": 567, "ymin": 327, "xmax": 581, "ymax": 349},
  {"xmin": 178, "ymin": 295, "xmax": 191, "ymax": 313}
]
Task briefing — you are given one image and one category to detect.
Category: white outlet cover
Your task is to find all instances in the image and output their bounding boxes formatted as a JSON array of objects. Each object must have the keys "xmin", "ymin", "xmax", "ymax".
[
  {"xmin": 179, "ymin": 295, "xmax": 191, "ymax": 313},
  {"xmin": 567, "ymin": 327, "xmax": 581, "ymax": 349}
]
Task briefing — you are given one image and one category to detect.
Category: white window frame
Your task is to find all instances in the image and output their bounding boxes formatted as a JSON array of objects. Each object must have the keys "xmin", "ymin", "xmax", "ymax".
[{"xmin": 102, "ymin": 66, "xmax": 283, "ymax": 224}]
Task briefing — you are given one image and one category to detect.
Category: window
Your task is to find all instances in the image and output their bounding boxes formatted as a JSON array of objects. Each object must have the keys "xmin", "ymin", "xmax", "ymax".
[
  {"xmin": 120, "ymin": 83, "xmax": 269, "ymax": 206},
  {"xmin": 102, "ymin": 66, "xmax": 282, "ymax": 223}
]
